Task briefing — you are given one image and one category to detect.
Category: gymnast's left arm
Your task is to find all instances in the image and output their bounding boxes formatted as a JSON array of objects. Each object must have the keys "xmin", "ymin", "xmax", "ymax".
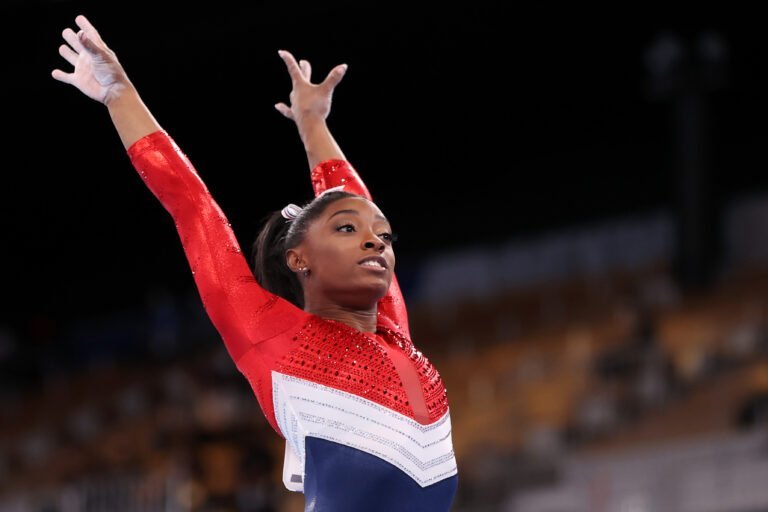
[{"xmin": 275, "ymin": 50, "xmax": 412, "ymax": 339}]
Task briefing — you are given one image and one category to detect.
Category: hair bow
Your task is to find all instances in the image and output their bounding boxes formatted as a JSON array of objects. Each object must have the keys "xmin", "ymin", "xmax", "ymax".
[{"xmin": 280, "ymin": 185, "xmax": 346, "ymax": 221}]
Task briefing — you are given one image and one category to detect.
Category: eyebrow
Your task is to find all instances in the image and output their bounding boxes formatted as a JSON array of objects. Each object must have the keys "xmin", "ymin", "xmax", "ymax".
[{"xmin": 327, "ymin": 209, "xmax": 389, "ymax": 224}]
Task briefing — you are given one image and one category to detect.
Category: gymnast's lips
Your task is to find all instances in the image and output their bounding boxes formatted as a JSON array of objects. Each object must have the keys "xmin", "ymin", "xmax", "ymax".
[{"xmin": 358, "ymin": 256, "xmax": 388, "ymax": 270}]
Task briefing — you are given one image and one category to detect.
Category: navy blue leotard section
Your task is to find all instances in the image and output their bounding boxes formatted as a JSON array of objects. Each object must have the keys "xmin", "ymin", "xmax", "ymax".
[{"xmin": 302, "ymin": 437, "xmax": 458, "ymax": 512}]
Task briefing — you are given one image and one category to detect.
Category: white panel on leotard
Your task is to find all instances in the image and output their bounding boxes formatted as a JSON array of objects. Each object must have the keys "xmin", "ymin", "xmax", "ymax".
[{"xmin": 272, "ymin": 370, "xmax": 457, "ymax": 492}]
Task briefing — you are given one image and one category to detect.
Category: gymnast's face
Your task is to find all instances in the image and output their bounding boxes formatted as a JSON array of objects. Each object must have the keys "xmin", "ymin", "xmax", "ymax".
[{"xmin": 289, "ymin": 196, "xmax": 395, "ymax": 308}]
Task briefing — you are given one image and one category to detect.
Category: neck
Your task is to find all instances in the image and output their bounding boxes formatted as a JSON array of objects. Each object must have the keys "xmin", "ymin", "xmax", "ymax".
[{"xmin": 304, "ymin": 302, "xmax": 379, "ymax": 333}]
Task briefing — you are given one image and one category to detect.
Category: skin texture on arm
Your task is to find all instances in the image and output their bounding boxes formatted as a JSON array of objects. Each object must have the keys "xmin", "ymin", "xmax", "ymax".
[
  {"xmin": 275, "ymin": 50, "xmax": 412, "ymax": 340},
  {"xmin": 51, "ymin": 15, "xmax": 306, "ymax": 361}
]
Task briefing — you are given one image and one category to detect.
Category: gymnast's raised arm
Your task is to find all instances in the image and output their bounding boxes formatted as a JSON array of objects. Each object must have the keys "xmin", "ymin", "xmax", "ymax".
[
  {"xmin": 274, "ymin": 50, "xmax": 412, "ymax": 339},
  {"xmin": 51, "ymin": 15, "xmax": 305, "ymax": 362}
]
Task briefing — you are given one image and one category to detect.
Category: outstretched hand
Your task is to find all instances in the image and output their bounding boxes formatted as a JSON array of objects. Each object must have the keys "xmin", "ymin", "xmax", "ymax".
[
  {"xmin": 275, "ymin": 50, "xmax": 347, "ymax": 125},
  {"xmin": 51, "ymin": 15, "xmax": 131, "ymax": 105}
]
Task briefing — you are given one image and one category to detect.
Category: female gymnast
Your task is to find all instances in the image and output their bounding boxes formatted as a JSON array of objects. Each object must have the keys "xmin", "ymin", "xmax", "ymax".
[{"xmin": 52, "ymin": 14, "xmax": 458, "ymax": 511}]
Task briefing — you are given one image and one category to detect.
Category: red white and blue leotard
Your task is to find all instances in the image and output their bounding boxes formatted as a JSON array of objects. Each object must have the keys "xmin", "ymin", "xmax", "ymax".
[{"xmin": 127, "ymin": 131, "xmax": 458, "ymax": 511}]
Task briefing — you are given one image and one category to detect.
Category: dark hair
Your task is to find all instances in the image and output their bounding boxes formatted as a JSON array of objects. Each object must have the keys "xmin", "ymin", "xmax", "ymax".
[{"xmin": 250, "ymin": 190, "xmax": 360, "ymax": 309}]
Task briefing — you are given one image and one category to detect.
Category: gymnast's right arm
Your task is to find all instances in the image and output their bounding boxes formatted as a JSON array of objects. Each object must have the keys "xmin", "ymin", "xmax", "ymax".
[{"xmin": 51, "ymin": 15, "xmax": 305, "ymax": 362}]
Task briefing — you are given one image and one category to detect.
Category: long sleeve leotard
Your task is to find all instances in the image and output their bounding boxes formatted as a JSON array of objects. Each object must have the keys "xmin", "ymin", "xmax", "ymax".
[{"xmin": 127, "ymin": 130, "xmax": 458, "ymax": 511}]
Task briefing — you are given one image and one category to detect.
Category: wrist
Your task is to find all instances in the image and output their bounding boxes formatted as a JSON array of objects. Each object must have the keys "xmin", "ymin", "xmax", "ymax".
[
  {"xmin": 297, "ymin": 113, "xmax": 327, "ymax": 137},
  {"xmin": 103, "ymin": 80, "xmax": 139, "ymax": 108}
]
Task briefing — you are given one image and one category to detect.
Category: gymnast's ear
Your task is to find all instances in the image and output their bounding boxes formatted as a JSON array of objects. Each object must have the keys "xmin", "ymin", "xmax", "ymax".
[{"xmin": 285, "ymin": 248, "xmax": 306, "ymax": 274}]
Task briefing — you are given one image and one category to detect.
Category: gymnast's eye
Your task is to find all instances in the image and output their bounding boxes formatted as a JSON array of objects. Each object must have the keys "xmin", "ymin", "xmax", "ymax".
[{"xmin": 380, "ymin": 232, "xmax": 398, "ymax": 243}]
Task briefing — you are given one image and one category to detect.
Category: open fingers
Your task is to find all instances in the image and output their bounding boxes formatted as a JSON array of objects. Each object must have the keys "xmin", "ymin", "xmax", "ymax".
[
  {"xmin": 75, "ymin": 15, "xmax": 104, "ymax": 45},
  {"xmin": 62, "ymin": 27, "xmax": 85, "ymax": 54},
  {"xmin": 278, "ymin": 50, "xmax": 306, "ymax": 85}
]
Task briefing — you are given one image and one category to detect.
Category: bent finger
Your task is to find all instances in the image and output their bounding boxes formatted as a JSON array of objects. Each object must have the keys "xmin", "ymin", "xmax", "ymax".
[
  {"xmin": 58, "ymin": 43, "xmax": 78, "ymax": 67},
  {"xmin": 299, "ymin": 59, "xmax": 312, "ymax": 81},
  {"xmin": 274, "ymin": 102, "xmax": 294, "ymax": 120},
  {"xmin": 51, "ymin": 68, "xmax": 74, "ymax": 85},
  {"xmin": 320, "ymin": 64, "xmax": 347, "ymax": 93},
  {"xmin": 278, "ymin": 49, "xmax": 305, "ymax": 84},
  {"xmin": 62, "ymin": 27, "xmax": 85, "ymax": 54},
  {"xmin": 75, "ymin": 15, "xmax": 105, "ymax": 45}
]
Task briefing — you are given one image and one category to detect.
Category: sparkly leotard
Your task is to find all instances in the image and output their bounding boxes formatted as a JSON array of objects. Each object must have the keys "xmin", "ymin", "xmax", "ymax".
[{"xmin": 127, "ymin": 131, "xmax": 458, "ymax": 511}]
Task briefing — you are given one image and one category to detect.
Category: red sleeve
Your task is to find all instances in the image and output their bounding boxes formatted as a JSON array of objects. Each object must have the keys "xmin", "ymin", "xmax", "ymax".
[
  {"xmin": 310, "ymin": 159, "xmax": 411, "ymax": 339},
  {"xmin": 127, "ymin": 130, "xmax": 306, "ymax": 362}
]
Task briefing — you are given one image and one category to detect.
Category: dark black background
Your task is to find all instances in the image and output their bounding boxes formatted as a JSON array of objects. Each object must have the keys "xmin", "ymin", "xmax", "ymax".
[{"xmin": 3, "ymin": 2, "xmax": 768, "ymax": 341}]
